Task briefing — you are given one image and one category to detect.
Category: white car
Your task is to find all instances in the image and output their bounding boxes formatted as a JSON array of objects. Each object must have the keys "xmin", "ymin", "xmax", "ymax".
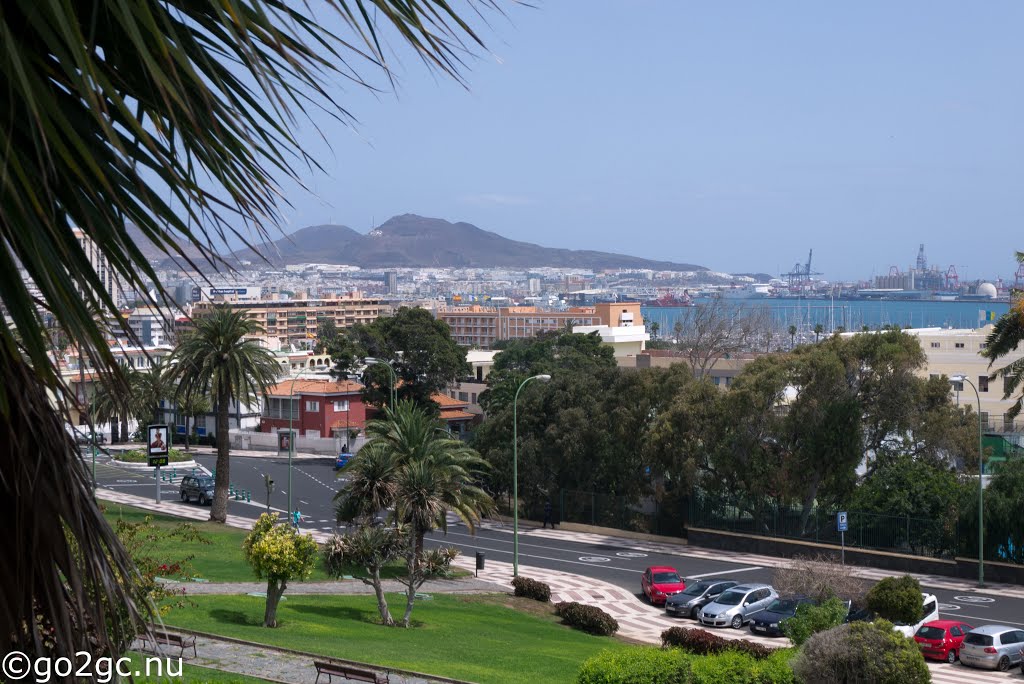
[{"xmin": 893, "ymin": 593, "xmax": 940, "ymax": 637}]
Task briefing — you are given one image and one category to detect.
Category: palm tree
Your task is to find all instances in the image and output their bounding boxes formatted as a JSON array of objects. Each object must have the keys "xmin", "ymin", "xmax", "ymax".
[
  {"xmin": 133, "ymin": 357, "xmax": 176, "ymax": 426},
  {"xmin": 813, "ymin": 324, "xmax": 825, "ymax": 343},
  {"xmin": 1, "ymin": 0, "xmax": 503, "ymax": 663},
  {"xmin": 335, "ymin": 401, "xmax": 495, "ymax": 626},
  {"xmin": 788, "ymin": 325, "xmax": 797, "ymax": 350},
  {"xmin": 650, "ymin": 321, "xmax": 660, "ymax": 340},
  {"xmin": 92, "ymin": 361, "xmax": 142, "ymax": 444},
  {"xmin": 983, "ymin": 252, "xmax": 1024, "ymax": 419},
  {"xmin": 169, "ymin": 308, "xmax": 281, "ymax": 522}
]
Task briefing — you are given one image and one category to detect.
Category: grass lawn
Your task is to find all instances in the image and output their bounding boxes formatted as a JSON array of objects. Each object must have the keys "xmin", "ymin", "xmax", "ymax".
[
  {"xmin": 166, "ymin": 594, "xmax": 630, "ymax": 684},
  {"xmin": 101, "ymin": 504, "xmax": 464, "ymax": 583},
  {"xmin": 127, "ymin": 652, "xmax": 278, "ymax": 683}
]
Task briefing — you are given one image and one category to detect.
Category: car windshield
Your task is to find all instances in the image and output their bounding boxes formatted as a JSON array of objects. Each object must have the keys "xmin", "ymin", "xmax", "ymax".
[
  {"xmin": 916, "ymin": 626, "xmax": 945, "ymax": 640},
  {"xmin": 653, "ymin": 572, "xmax": 681, "ymax": 584},
  {"xmin": 766, "ymin": 599, "xmax": 799, "ymax": 613},
  {"xmin": 964, "ymin": 633, "xmax": 993, "ymax": 646},
  {"xmin": 716, "ymin": 590, "xmax": 746, "ymax": 606},
  {"xmin": 682, "ymin": 581, "xmax": 714, "ymax": 596},
  {"xmin": 195, "ymin": 478, "xmax": 214, "ymax": 487}
]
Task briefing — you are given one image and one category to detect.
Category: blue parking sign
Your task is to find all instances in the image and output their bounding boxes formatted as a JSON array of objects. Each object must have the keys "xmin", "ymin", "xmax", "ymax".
[{"xmin": 837, "ymin": 511, "xmax": 848, "ymax": 532}]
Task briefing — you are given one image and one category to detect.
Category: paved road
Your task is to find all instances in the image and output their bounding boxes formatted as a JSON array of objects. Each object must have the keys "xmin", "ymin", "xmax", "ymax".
[{"xmin": 92, "ymin": 451, "xmax": 1024, "ymax": 632}]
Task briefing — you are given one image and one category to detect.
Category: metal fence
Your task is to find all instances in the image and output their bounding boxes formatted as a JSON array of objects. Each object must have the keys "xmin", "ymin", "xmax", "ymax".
[
  {"xmin": 688, "ymin": 492, "xmax": 957, "ymax": 559},
  {"xmin": 550, "ymin": 489, "xmax": 690, "ymax": 538}
]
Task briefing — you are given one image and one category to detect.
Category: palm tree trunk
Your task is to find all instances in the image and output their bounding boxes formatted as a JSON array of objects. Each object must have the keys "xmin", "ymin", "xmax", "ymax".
[
  {"xmin": 184, "ymin": 415, "xmax": 190, "ymax": 452},
  {"xmin": 210, "ymin": 388, "xmax": 231, "ymax": 523},
  {"xmin": 120, "ymin": 416, "xmax": 129, "ymax": 443},
  {"xmin": 401, "ymin": 526, "xmax": 419, "ymax": 628}
]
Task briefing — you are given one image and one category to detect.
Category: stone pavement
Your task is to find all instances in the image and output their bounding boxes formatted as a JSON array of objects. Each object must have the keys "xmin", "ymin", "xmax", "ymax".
[{"xmin": 101, "ymin": 488, "xmax": 1009, "ymax": 684}]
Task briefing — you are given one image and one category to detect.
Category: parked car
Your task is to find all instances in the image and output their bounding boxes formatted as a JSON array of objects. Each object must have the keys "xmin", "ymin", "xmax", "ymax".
[
  {"xmin": 665, "ymin": 580, "xmax": 739, "ymax": 619},
  {"xmin": 698, "ymin": 583, "xmax": 778, "ymax": 629},
  {"xmin": 179, "ymin": 475, "xmax": 215, "ymax": 505},
  {"xmin": 748, "ymin": 595, "xmax": 816, "ymax": 637},
  {"xmin": 68, "ymin": 426, "xmax": 106, "ymax": 445},
  {"xmin": 641, "ymin": 566, "xmax": 686, "ymax": 605},
  {"xmin": 336, "ymin": 452, "xmax": 352, "ymax": 469},
  {"xmin": 913, "ymin": 620, "xmax": 974, "ymax": 663},
  {"xmin": 892, "ymin": 593, "xmax": 940, "ymax": 637},
  {"xmin": 959, "ymin": 625, "xmax": 1024, "ymax": 671}
]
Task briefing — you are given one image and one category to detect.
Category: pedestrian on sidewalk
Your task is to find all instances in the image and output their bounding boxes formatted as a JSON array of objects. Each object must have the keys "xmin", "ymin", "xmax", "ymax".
[{"xmin": 543, "ymin": 499, "xmax": 553, "ymax": 529}]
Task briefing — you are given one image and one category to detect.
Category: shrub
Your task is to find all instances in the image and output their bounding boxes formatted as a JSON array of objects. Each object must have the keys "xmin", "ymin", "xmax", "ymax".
[
  {"xmin": 577, "ymin": 647, "xmax": 691, "ymax": 684},
  {"xmin": 512, "ymin": 576, "xmax": 552, "ymax": 602},
  {"xmin": 771, "ymin": 554, "xmax": 867, "ymax": 604},
  {"xmin": 790, "ymin": 620, "xmax": 929, "ymax": 684},
  {"xmin": 555, "ymin": 601, "xmax": 619, "ymax": 636},
  {"xmin": 690, "ymin": 650, "xmax": 795, "ymax": 684},
  {"xmin": 781, "ymin": 597, "xmax": 849, "ymax": 646},
  {"xmin": 661, "ymin": 627, "xmax": 771, "ymax": 660},
  {"xmin": 753, "ymin": 649, "xmax": 797, "ymax": 684},
  {"xmin": 865, "ymin": 575, "xmax": 922, "ymax": 625}
]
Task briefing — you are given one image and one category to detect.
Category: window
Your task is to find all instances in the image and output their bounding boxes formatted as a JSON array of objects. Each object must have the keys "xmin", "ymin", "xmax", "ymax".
[
  {"xmin": 305, "ymin": 400, "xmax": 320, "ymax": 412},
  {"xmin": 999, "ymin": 631, "xmax": 1020, "ymax": 646},
  {"xmin": 955, "ymin": 342, "xmax": 965, "ymax": 349},
  {"xmin": 333, "ymin": 400, "xmax": 350, "ymax": 412},
  {"xmin": 713, "ymin": 376, "xmax": 721, "ymax": 386},
  {"xmin": 471, "ymin": 393, "xmax": 477, "ymax": 404},
  {"xmin": 930, "ymin": 342, "xmax": 940, "ymax": 348},
  {"xmin": 950, "ymin": 626, "xmax": 962, "ymax": 637},
  {"xmin": 458, "ymin": 392, "xmax": 469, "ymax": 402},
  {"xmin": 266, "ymin": 397, "xmax": 297, "ymax": 420},
  {"xmin": 978, "ymin": 376, "xmax": 989, "ymax": 393}
]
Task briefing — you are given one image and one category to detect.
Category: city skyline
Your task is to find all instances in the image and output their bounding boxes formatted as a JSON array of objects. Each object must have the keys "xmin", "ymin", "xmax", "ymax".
[{"xmin": 227, "ymin": 2, "xmax": 1022, "ymax": 282}]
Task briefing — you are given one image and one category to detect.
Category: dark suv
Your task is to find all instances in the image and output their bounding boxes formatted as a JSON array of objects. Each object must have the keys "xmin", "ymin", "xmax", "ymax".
[{"xmin": 179, "ymin": 475, "xmax": 215, "ymax": 505}]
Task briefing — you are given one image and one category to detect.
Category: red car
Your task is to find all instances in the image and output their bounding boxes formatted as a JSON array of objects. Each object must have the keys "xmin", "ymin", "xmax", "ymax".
[
  {"xmin": 641, "ymin": 566, "xmax": 686, "ymax": 605},
  {"xmin": 914, "ymin": 620, "xmax": 974, "ymax": 663}
]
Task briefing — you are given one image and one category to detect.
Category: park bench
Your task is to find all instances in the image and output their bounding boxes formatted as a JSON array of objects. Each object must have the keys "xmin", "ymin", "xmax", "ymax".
[
  {"xmin": 136, "ymin": 628, "xmax": 197, "ymax": 659},
  {"xmin": 313, "ymin": 660, "xmax": 389, "ymax": 684}
]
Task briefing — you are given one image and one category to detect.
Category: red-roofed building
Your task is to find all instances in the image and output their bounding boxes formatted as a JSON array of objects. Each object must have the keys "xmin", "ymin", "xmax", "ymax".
[
  {"xmin": 261, "ymin": 379, "xmax": 367, "ymax": 447},
  {"xmin": 433, "ymin": 393, "xmax": 475, "ymax": 436}
]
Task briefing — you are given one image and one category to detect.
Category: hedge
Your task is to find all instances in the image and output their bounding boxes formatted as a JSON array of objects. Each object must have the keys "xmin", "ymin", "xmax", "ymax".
[
  {"xmin": 660, "ymin": 627, "xmax": 772, "ymax": 660},
  {"xmin": 512, "ymin": 576, "xmax": 551, "ymax": 602},
  {"xmin": 577, "ymin": 648, "xmax": 690, "ymax": 684},
  {"xmin": 554, "ymin": 601, "xmax": 619, "ymax": 636}
]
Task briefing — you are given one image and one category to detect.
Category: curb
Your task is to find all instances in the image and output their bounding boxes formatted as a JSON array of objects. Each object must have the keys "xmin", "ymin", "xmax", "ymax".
[{"xmin": 167, "ymin": 627, "xmax": 477, "ymax": 684}]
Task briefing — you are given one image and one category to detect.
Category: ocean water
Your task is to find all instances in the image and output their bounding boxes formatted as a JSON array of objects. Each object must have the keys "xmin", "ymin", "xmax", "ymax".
[{"xmin": 642, "ymin": 298, "xmax": 1011, "ymax": 333}]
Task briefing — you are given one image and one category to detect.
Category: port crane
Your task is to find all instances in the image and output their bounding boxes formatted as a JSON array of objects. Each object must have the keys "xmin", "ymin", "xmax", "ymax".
[{"xmin": 782, "ymin": 249, "xmax": 823, "ymax": 289}]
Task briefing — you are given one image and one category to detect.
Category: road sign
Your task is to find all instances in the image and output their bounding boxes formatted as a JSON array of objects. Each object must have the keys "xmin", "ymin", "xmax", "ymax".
[{"xmin": 837, "ymin": 511, "xmax": 849, "ymax": 532}]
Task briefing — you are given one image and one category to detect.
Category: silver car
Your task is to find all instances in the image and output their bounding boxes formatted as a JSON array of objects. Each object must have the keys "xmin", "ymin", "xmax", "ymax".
[
  {"xmin": 665, "ymin": 579, "xmax": 739, "ymax": 619},
  {"xmin": 959, "ymin": 625, "xmax": 1024, "ymax": 671},
  {"xmin": 698, "ymin": 583, "xmax": 778, "ymax": 629}
]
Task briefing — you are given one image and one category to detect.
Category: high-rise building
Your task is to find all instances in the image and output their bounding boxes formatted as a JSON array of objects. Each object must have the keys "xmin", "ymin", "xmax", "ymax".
[
  {"xmin": 72, "ymin": 227, "xmax": 124, "ymax": 305},
  {"xmin": 384, "ymin": 271, "xmax": 398, "ymax": 294}
]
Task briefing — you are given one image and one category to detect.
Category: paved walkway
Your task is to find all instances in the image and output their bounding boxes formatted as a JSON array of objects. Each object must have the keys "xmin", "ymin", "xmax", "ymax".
[{"xmin": 102, "ymin": 489, "xmax": 1009, "ymax": 684}]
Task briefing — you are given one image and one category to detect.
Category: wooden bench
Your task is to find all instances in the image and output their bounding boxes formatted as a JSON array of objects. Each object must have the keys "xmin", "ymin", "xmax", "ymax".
[
  {"xmin": 314, "ymin": 660, "xmax": 389, "ymax": 684},
  {"xmin": 136, "ymin": 629, "xmax": 197, "ymax": 659}
]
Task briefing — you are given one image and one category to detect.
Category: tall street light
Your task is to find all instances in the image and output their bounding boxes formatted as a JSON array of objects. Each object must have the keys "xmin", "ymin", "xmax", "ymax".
[
  {"xmin": 513, "ymin": 373, "xmax": 551, "ymax": 577},
  {"xmin": 950, "ymin": 374, "xmax": 985, "ymax": 587},
  {"xmin": 286, "ymin": 373, "xmax": 301, "ymax": 520},
  {"xmin": 365, "ymin": 357, "xmax": 397, "ymax": 413}
]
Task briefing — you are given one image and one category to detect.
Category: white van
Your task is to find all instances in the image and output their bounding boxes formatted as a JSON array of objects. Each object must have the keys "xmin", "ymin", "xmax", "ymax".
[{"xmin": 893, "ymin": 593, "xmax": 940, "ymax": 637}]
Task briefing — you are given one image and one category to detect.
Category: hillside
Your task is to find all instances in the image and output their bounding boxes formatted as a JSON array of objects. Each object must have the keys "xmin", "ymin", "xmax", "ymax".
[{"xmin": 233, "ymin": 214, "xmax": 706, "ymax": 271}]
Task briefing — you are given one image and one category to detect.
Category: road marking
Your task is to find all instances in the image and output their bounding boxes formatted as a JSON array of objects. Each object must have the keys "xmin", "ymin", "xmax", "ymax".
[
  {"xmin": 938, "ymin": 603, "xmax": 960, "ymax": 611},
  {"xmin": 953, "ymin": 613, "xmax": 1024, "ymax": 628},
  {"xmin": 579, "ymin": 556, "xmax": 611, "ymax": 563},
  {"xmin": 300, "ymin": 500, "xmax": 309, "ymax": 505},
  {"xmin": 424, "ymin": 540, "xmax": 655, "ymax": 574},
  {"xmin": 616, "ymin": 552, "xmax": 648, "ymax": 558},
  {"xmin": 953, "ymin": 595, "xmax": 995, "ymax": 604},
  {"xmin": 687, "ymin": 567, "xmax": 764, "ymax": 579}
]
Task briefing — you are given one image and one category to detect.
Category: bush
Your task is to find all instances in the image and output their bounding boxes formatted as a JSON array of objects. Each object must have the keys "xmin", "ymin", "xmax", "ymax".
[
  {"xmin": 555, "ymin": 601, "xmax": 619, "ymax": 636},
  {"xmin": 790, "ymin": 620, "xmax": 929, "ymax": 684},
  {"xmin": 865, "ymin": 575, "xmax": 922, "ymax": 625},
  {"xmin": 512, "ymin": 576, "xmax": 551, "ymax": 602},
  {"xmin": 690, "ymin": 650, "xmax": 795, "ymax": 684},
  {"xmin": 577, "ymin": 647, "xmax": 691, "ymax": 684},
  {"xmin": 661, "ymin": 627, "xmax": 771, "ymax": 660},
  {"xmin": 771, "ymin": 554, "xmax": 867, "ymax": 604},
  {"xmin": 781, "ymin": 598, "xmax": 849, "ymax": 646}
]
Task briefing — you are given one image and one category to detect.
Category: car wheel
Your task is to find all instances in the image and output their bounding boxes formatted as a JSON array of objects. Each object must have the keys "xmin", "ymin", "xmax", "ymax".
[
  {"xmin": 998, "ymin": 656, "xmax": 1010, "ymax": 672},
  {"xmin": 946, "ymin": 649, "xmax": 957, "ymax": 664},
  {"xmin": 180, "ymin": 491, "xmax": 187, "ymax": 502},
  {"xmin": 691, "ymin": 606, "xmax": 700, "ymax": 619},
  {"xmin": 198, "ymin": 493, "xmax": 207, "ymax": 506},
  {"xmin": 731, "ymin": 614, "xmax": 743, "ymax": 629}
]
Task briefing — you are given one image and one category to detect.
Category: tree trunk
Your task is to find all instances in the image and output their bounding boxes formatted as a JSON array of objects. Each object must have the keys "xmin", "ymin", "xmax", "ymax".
[
  {"xmin": 798, "ymin": 472, "xmax": 822, "ymax": 536},
  {"xmin": 210, "ymin": 388, "xmax": 231, "ymax": 523},
  {"xmin": 263, "ymin": 578, "xmax": 286, "ymax": 627},
  {"xmin": 364, "ymin": 569, "xmax": 394, "ymax": 626},
  {"xmin": 120, "ymin": 416, "xmax": 129, "ymax": 443},
  {"xmin": 183, "ymin": 415, "xmax": 190, "ymax": 452},
  {"xmin": 110, "ymin": 418, "xmax": 119, "ymax": 443},
  {"xmin": 401, "ymin": 527, "xmax": 419, "ymax": 628}
]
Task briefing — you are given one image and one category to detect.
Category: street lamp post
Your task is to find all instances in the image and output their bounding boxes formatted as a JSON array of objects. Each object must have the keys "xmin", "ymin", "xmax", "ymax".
[
  {"xmin": 365, "ymin": 357, "xmax": 397, "ymax": 413},
  {"xmin": 950, "ymin": 374, "xmax": 985, "ymax": 587},
  {"xmin": 513, "ymin": 373, "xmax": 551, "ymax": 577},
  {"xmin": 286, "ymin": 373, "xmax": 301, "ymax": 520}
]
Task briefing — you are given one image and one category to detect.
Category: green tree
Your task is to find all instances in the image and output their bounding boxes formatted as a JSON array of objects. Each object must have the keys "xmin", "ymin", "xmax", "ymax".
[
  {"xmin": 959, "ymin": 458, "xmax": 1024, "ymax": 563},
  {"xmin": 792, "ymin": 620, "xmax": 929, "ymax": 684},
  {"xmin": 243, "ymin": 513, "xmax": 318, "ymax": 627},
  {"xmin": 649, "ymin": 321, "xmax": 660, "ymax": 340},
  {"xmin": 866, "ymin": 575, "xmax": 923, "ymax": 625},
  {"xmin": 335, "ymin": 401, "xmax": 494, "ymax": 627},
  {"xmin": 324, "ymin": 526, "xmax": 408, "ymax": 626},
  {"xmin": 782, "ymin": 597, "xmax": 850, "ymax": 646},
  {"xmin": 169, "ymin": 308, "xmax": 281, "ymax": 522},
  {"xmin": 175, "ymin": 391, "xmax": 212, "ymax": 452},
  {"xmin": 329, "ymin": 307, "xmax": 468, "ymax": 409},
  {"xmin": 314, "ymin": 318, "xmax": 339, "ymax": 354},
  {"xmin": 813, "ymin": 323, "xmax": 824, "ymax": 342},
  {"xmin": 0, "ymin": 0, "xmax": 505, "ymax": 664},
  {"xmin": 91, "ymin": 361, "xmax": 139, "ymax": 444},
  {"xmin": 132, "ymin": 356, "xmax": 176, "ymax": 425}
]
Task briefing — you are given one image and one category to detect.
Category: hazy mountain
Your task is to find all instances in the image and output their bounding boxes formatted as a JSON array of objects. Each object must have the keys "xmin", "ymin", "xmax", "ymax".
[{"xmin": 234, "ymin": 214, "xmax": 707, "ymax": 271}]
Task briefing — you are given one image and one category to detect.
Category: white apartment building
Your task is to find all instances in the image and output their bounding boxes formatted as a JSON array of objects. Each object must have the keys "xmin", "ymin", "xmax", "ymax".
[{"xmin": 73, "ymin": 227, "xmax": 124, "ymax": 305}]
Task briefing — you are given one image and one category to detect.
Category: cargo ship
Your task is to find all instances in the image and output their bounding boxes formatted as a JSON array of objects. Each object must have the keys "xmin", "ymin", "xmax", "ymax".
[{"xmin": 645, "ymin": 291, "xmax": 694, "ymax": 307}]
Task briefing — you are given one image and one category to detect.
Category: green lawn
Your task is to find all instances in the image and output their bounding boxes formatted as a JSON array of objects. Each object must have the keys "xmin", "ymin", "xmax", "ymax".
[
  {"xmin": 127, "ymin": 652, "xmax": 278, "ymax": 683},
  {"xmin": 165, "ymin": 594, "xmax": 630, "ymax": 684},
  {"xmin": 102, "ymin": 504, "xmax": 464, "ymax": 583}
]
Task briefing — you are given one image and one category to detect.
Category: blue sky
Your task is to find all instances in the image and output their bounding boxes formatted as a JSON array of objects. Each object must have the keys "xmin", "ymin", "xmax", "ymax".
[{"xmin": 265, "ymin": 2, "xmax": 1023, "ymax": 282}]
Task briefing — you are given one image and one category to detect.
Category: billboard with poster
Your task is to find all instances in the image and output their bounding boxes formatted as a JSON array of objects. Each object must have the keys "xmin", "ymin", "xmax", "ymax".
[
  {"xmin": 147, "ymin": 424, "xmax": 170, "ymax": 466},
  {"xmin": 278, "ymin": 430, "xmax": 295, "ymax": 453}
]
